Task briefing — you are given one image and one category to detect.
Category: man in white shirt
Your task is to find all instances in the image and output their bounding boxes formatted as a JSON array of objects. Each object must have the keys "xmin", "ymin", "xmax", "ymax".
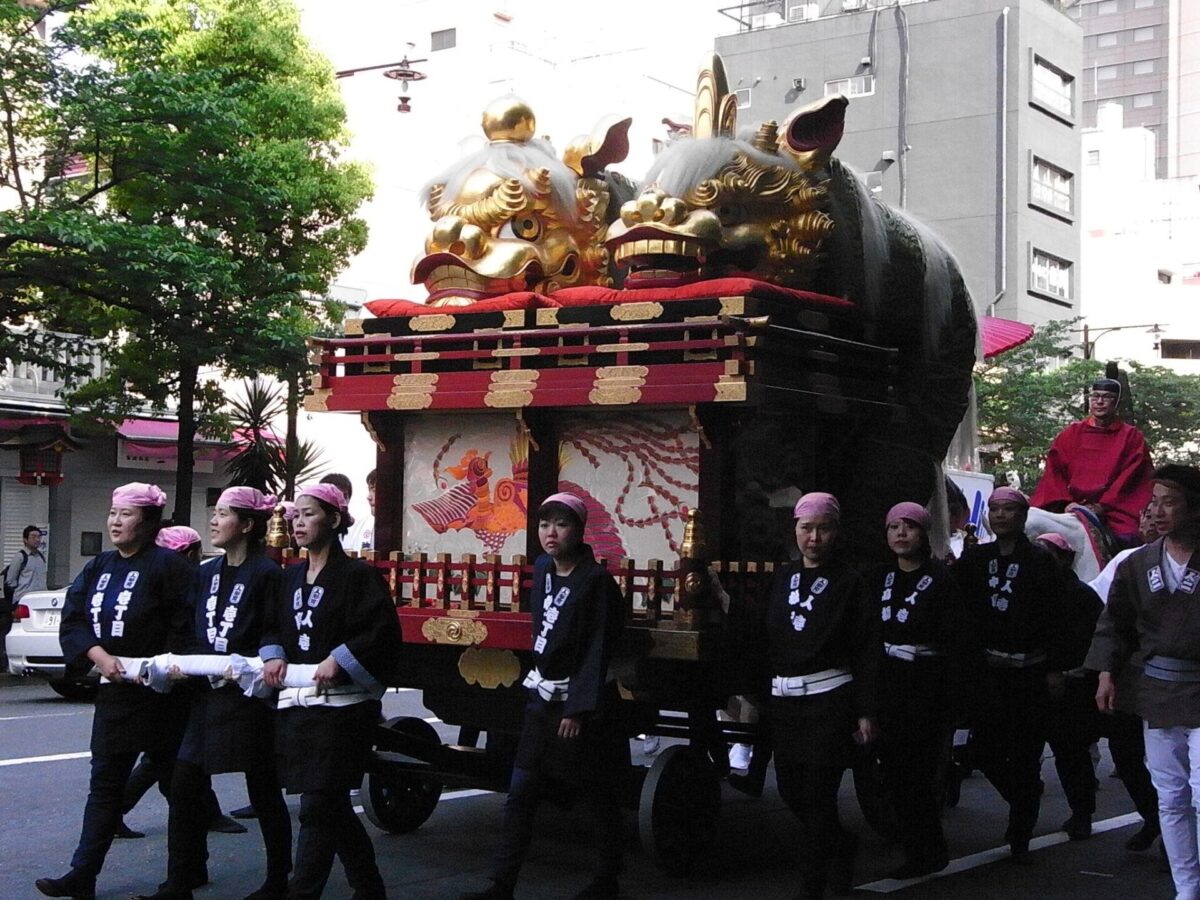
[
  {"xmin": 343, "ymin": 469, "xmax": 376, "ymax": 553},
  {"xmin": 2, "ymin": 526, "xmax": 48, "ymax": 669}
]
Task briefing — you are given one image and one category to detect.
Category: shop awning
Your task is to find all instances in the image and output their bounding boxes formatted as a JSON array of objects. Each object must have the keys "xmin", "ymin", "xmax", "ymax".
[
  {"xmin": 980, "ymin": 315, "xmax": 1035, "ymax": 358},
  {"xmin": 117, "ymin": 418, "xmax": 270, "ymax": 462}
]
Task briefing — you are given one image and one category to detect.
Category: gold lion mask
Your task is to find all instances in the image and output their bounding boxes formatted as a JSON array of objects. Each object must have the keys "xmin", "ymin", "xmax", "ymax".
[{"xmin": 413, "ymin": 98, "xmax": 631, "ymax": 307}]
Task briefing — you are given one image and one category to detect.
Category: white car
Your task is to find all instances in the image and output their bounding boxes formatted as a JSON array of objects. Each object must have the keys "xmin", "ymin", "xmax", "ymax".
[{"xmin": 6, "ymin": 588, "xmax": 97, "ymax": 699}]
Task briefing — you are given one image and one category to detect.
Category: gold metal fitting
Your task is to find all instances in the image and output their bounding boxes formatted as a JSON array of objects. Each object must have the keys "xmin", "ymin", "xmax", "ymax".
[
  {"xmin": 482, "ymin": 97, "xmax": 536, "ymax": 143},
  {"xmin": 266, "ymin": 505, "xmax": 291, "ymax": 549}
]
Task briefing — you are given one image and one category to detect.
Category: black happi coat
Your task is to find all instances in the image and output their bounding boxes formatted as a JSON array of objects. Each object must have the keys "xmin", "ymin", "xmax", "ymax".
[
  {"xmin": 872, "ymin": 558, "xmax": 966, "ymax": 723},
  {"xmin": 184, "ymin": 552, "xmax": 282, "ymax": 773},
  {"xmin": 1088, "ymin": 539, "xmax": 1200, "ymax": 728},
  {"xmin": 957, "ymin": 535, "xmax": 1066, "ymax": 667},
  {"xmin": 761, "ymin": 558, "xmax": 880, "ymax": 767},
  {"xmin": 515, "ymin": 547, "xmax": 626, "ymax": 770},
  {"xmin": 60, "ymin": 545, "xmax": 193, "ymax": 754},
  {"xmin": 261, "ymin": 547, "xmax": 402, "ymax": 792}
]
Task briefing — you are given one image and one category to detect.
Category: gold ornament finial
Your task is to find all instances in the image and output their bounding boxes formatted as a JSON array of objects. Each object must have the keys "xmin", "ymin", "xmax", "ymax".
[
  {"xmin": 680, "ymin": 508, "xmax": 706, "ymax": 560},
  {"xmin": 266, "ymin": 504, "xmax": 291, "ymax": 549},
  {"xmin": 694, "ymin": 54, "xmax": 738, "ymax": 140},
  {"xmin": 482, "ymin": 97, "xmax": 536, "ymax": 143}
]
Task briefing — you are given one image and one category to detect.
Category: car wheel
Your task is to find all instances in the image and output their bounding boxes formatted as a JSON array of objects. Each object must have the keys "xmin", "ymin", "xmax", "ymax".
[{"xmin": 50, "ymin": 679, "xmax": 99, "ymax": 701}]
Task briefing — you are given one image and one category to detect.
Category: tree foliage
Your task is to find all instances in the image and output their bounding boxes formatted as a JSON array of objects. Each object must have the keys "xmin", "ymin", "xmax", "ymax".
[
  {"xmin": 976, "ymin": 319, "xmax": 1200, "ymax": 492},
  {"xmin": 0, "ymin": 0, "xmax": 371, "ymax": 523},
  {"xmin": 224, "ymin": 377, "xmax": 325, "ymax": 494}
]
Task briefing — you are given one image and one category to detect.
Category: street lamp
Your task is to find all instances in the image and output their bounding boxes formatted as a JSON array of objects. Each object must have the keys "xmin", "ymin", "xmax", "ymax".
[
  {"xmin": 335, "ymin": 57, "xmax": 428, "ymax": 113},
  {"xmin": 1075, "ymin": 322, "xmax": 1166, "ymax": 360}
]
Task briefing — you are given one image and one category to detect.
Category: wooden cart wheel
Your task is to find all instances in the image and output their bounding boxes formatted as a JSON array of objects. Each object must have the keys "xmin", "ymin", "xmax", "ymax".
[
  {"xmin": 637, "ymin": 745, "xmax": 721, "ymax": 875},
  {"xmin": 362, "ymin": 716, "xmax": 444, "ymax": 834}
]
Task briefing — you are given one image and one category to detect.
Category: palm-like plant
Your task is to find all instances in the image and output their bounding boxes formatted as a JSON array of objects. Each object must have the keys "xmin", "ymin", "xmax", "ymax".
[{"xmin": 225, "ymin": 379, "xmax": 287, "ymax": 492}]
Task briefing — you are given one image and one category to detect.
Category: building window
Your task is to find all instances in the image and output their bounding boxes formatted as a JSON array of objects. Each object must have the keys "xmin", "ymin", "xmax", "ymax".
[
  {"xmin": 1133, "ymin": 26, "xmax": 1155, "ymax": 41},
  {"xmin": 1133, "ymin": 59, "xmax": 1155, "ymax": 75},
  {"xmin": 734, "ymin": 88, "xmax": 752, "ymax": 109},
  {"xmin": 1134, "ymin": 0, "xmax": 1156, "ymax": 6},
  {"xmin": 1097, "ymin": 64, "xmax": 1119, "ymax": 80},
  {"xmin": 1161, "ymin": 340, "xmax": 1200, "ymax": 360},
  {"xmin": 1031, "ymin": 249, "xmax": 1072, "ymax": 301},
  {"xmin": 1032, "ymin": 55, "xmax": 1074, "ymax": 120},
  {"xmin": 824, "ymin": 74, "xmax": 875, "ymax": 97},
  {"xmin": 1133, "ymin": 92, "xmax": 1155, "ymax": 108},
  {"xmin": 1031, "ymin": 157, "xmax": 1074, "ymax": 216},
  {"xmin": 1087, "ymin": 149, "xmax": 1101, "ymax": 164},
  {"xmin": 431, "ymin": 28, "xmax": 456, "ymax": 51},
  {"xmin": 1096, "ymin": 32, "xmax": 1119, "ymax": 48},
  {"xmin": 1095, "ymin": 0, "xmax": 1118, "ymax": 13}
]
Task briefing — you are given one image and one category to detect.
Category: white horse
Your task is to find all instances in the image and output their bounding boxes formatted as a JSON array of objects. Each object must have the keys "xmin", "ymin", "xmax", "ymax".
[{"xmin": 1023, "ymin": 507, "xmax": 1111, "ymax": 583}]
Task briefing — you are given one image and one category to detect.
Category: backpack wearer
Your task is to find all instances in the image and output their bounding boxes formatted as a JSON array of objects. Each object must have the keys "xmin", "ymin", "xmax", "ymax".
[{"xmin": 2, "ymin": 549, "xmax": 29, "ymax": 606}]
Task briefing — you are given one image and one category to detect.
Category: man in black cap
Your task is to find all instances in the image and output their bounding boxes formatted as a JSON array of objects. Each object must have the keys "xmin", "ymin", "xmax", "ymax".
[
  {"xmin": 1090, "ymin": 464, "xmax": 1200, "ymax": 897},
  {"xmin": 1031, "ymin": 377, "xmax": 1154, "ymax": 544}
]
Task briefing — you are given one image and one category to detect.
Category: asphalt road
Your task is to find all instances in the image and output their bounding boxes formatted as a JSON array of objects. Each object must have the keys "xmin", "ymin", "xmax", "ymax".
[{"xmin": 0, "ymin": 675, "xmax": 1179, "ymax": 899}]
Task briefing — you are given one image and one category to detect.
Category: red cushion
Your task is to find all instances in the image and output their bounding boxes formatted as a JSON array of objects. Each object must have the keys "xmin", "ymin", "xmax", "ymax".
[
  {"xmin": 365, "ymin": 292, "xmax": 559, "ymax": 319},
  {"xmin": 551, "ymin": 278, "xmax": 854, "ymax": 309}
]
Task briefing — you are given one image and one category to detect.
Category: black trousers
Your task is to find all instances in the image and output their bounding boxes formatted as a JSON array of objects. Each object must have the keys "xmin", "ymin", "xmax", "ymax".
[
  {"xmin": 1105, "ymin": 710, "xmax": 1159, "ymax": 826},
  {"xmin": 492, "ymin": 762, "xmax": 624, "ymax": 889},
  {"xmin": 122, "ymin": 752, "xmax": 222, "ymax": 823},
  {"xmin": 288, "ymin": 789, "xmax": 384, "ymax": 900},
  {"xmin": 973, "ymin": 669, "xmax": 1048, "ymax": 844},
  {"xmin": 1046, "ymin": 675, "xmax": 1100, "ymax": 818},
  {"xmin": 69, "ymin": 748, "xmax": 175, "ymax": 882},
  {"xmin": 165, "ymin": 761, "xmax": 292, "ymax": 891},
  {"xmin": 878, "ymin": 718, "xmax": 947, "ymax": 865},
  {"xmin": 774, "ymin": 762, "xmax": 848, "ymax": 898},
  {"xmin": 492, "ymin": 694, "xmax": 626, "ymax": 889}
]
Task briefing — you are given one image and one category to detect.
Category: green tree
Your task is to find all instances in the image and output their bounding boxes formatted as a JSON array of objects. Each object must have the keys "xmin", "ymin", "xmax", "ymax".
[
  {"xmin": 0, "ymin": 0, "xmax": 371, "ymax": 524},
  {"xmin": 976, "ymin": 319, "xmax": 1200, "ymax": 492}
]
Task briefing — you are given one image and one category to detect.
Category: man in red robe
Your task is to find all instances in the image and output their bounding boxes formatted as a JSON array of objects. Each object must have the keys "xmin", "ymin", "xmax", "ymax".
[{"xmin": 1031, "ymin": 378, "xmax": 1154, "ymax": 542}]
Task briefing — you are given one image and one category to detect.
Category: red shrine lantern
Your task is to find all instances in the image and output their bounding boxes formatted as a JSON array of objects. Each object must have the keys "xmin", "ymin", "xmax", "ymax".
[{"xmin": 18, "ymin": 440, "xmax": 68, "ymax": 486}]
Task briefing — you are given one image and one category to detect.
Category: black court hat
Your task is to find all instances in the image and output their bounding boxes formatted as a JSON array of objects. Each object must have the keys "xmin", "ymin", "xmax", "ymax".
[{"xmin": 1091, "ymin": 377, "xmax": 1122, "ymax": 397}]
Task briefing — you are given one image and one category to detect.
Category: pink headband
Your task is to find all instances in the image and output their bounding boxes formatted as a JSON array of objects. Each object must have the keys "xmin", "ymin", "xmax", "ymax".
[
  {"xmin": 989, "ymin": 487, "xmax": 1029, "ymax": 508},
  {"xmin": 886, "ymin": 501, "xmax": 931, "ymax": 530},
  {"xmin": 793, "ymin": 491, "xmax": 841, "ymax": 521},
  {"xmin": 298, "ymin": 482, "xmax": 348, "ymax": 512},
  {"xmin": 112, "ymin": 482, "xmax": 167, "ymax": 509},
  {"xmin": 1036, "ymin": 532, "xmax": 1073, "ymax": 555},
  {"xmin": 156, "ymin": 526, "xmax": 201, "ymax": 553},
  {"xmin": 217, "ymin": 486, "xmax": 277, "ymax": 514},
  {"xmin": 539, "ymin": 492, "xmax": 588, "ymax": 526}
]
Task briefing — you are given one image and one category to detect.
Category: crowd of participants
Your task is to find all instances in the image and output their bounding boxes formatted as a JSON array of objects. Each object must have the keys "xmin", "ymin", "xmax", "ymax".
[{"xmin": 26, "ymin": 437, "xmax": 1200, "ymax": 899}]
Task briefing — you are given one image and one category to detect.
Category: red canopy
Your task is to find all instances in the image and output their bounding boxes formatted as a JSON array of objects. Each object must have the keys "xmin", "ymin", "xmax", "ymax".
[
  {"xmin": 118, "ymin": 418, "xmax": 278, "ymax": 462},
  {"xmin": 980, "ymin": 315, "xmax": 1034, "ymax": 358}
]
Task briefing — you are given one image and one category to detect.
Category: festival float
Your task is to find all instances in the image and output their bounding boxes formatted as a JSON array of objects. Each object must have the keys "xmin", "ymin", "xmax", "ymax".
[{"xmin": 301, "ymin": 55, "xmax": 978, "ymax": 869}]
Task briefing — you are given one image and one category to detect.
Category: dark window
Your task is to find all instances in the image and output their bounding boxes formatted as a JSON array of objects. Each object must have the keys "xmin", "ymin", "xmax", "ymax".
[
  {"xmin": 1161, "ymin": 340, "xmax": 1200, "ymax": 360},
  {"xmin": 432, "ymin": 28, "xmax": 456, "ymax": 51}
]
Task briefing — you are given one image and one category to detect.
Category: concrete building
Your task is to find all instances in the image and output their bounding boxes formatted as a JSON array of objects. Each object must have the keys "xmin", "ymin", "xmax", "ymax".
[
  {"xmin": 1079, "ymin": 102, "xmax": 1200, "ymax": 372},
  {"xmin": 1070, "ymin": 0, "xmax": 1200, "ymax": 179},
  {"xmin": 0, "ymin": 355, "xmax": 230, "ymax": 588},
  {"xmin": 715, "ymin": 0, "xmax": 1083, "ymax": 325}
]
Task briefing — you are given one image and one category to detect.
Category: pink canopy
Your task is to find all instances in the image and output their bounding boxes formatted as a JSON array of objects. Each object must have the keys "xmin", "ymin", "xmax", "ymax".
[
  {"xmin": 980, "ymin": 315, "xmax": 1035, "ymax": 359},
  {"xmin": 118, "ymin": 418, "xmax": 280, "ymax": 462}
]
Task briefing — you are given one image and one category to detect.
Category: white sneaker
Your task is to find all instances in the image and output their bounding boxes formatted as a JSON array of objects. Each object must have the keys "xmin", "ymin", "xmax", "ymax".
[{"xmin": 729, "ymin": 743, "xmax": 752, "ymax": 771}]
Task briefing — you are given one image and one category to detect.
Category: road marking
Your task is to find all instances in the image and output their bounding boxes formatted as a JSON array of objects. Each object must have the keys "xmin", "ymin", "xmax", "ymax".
[
  {"xmin": 0, "ymin": 711, "xmax": 85, "ymax": 722},
  {"xmin": 857, "ymin": 812, "xmax": 1143, "ymax": 893},
  {"xmin": 0, "ymin": 751, "xmax": 91, "ymax": 767}
]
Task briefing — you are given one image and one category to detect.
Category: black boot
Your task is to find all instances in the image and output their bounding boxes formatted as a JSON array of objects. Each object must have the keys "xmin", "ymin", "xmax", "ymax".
[
  {"xmin": 459, "ymin": 881, "xmax": 514, "ymax": 900},
  {"xmin": 35, "ymin": 873, "xmax": 96, "ymax": 900},
  {"xmin": 572, "ymin": 875, "xmax": 619, "ymax": 899},
  {"xmin": 1063, "ymin": 812, "xmax": 1092, "ymax": 841},
  {"xmin": 829, "ymin": 832, "xmax": 859, "ymax": 895},
  {"xmin": 1125, "ymin": 820, "xmax": 1161, "ymax": 851}
]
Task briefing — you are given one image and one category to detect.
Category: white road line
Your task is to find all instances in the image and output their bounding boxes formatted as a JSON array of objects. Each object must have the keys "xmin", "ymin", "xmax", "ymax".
[
  {"xmin": 857, "ymin": 812, "xmax": 1143, "ymax": 893},
  {"xmin": 0, "ymin": 711, "xmax": 85, "ymax": 722},
  {"xmin": 0, "ymin": 751, "xmax": 90, "ymax": 767}
]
